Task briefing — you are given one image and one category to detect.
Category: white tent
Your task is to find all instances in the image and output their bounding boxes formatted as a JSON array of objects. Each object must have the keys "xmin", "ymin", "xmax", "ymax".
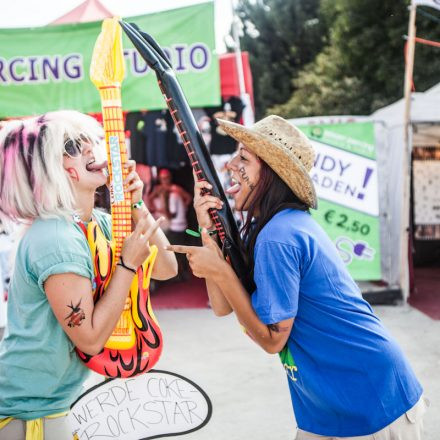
[
  {"xmin": 372, "ymin": 83, "xmax": 440, "ymax": 300},
  {"xmin": 289, "ymin": 83, "xmax": 440, "ymax": 302}
]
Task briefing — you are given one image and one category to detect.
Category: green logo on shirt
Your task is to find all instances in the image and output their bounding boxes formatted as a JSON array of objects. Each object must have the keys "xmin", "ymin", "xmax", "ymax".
[{"xmin": 279, "ymin": 346, "xmax": 298, "ymax": 382}]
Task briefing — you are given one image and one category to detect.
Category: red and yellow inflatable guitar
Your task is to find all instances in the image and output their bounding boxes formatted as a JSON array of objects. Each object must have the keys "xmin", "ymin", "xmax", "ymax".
[{"xmin": 75, "ymin": 18, "xmax": 163, "ymax": 378}]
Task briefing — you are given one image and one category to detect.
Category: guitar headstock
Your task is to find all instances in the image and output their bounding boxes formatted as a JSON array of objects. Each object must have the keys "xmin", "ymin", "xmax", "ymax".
[{"xmin": 90, "ymin": 17, "xmax": 125, "ymax": 88}]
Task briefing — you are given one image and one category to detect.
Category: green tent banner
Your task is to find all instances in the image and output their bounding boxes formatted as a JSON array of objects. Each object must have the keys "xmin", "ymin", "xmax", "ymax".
[
  {"xmin": 0, "ymin": 2, "xmax": 220, "ymax": 118},
  {"xmin": 299, "ymin": 122, "xmax": 382, "ymax": 281}
]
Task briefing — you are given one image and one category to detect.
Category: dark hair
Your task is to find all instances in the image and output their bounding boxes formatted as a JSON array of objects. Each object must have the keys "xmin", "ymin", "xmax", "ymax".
[{"xmin": 241, "ymin": 160, "xmax": 309, "ymax": 286}]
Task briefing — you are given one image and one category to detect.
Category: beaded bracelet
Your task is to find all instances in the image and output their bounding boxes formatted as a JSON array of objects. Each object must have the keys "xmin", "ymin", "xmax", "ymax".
[{"xmin": 131, "ymin": 200, "xmax": 144, "ymax": 210}]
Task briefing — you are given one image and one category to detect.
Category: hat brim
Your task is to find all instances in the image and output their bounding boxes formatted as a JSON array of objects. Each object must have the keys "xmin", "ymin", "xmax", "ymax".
[{"xmin": 216, "ymin": 118, "xmax": 317, "ymax": 209}]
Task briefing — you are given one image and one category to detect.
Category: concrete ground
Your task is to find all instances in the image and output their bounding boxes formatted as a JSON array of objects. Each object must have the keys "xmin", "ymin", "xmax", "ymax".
[
  {"xmin": 132, "ymin": 303, "xmax": 438, "ymax": 440},
  {"xmin": 1, "ymin": 304, "xmax": 438, "ymax": 439}
]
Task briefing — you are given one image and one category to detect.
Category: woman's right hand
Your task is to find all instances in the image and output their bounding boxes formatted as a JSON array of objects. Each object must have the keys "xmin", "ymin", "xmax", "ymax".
[
  {"xmin": 193, "ymin": 177, "xmax": 223, "ymax": 230},
  {"xmin": 120, "ymin": 214, "xmax": 164, "ymax": 269}
]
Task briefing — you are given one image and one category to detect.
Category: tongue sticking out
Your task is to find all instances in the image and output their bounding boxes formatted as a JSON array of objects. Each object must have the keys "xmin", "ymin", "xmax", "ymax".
[
  {"xmin": 86, "ymin": 160, "xmax": 108, "ymax": 172},
  {"xmin": 226, "ymin": 183, "xmax": 241, "ymax": 195}
]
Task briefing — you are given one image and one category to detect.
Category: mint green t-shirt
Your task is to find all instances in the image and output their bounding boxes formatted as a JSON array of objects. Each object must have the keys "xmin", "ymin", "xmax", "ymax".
[{"xmin": 0, "ymin": 209, "xmax": 111, "ymax": 420}]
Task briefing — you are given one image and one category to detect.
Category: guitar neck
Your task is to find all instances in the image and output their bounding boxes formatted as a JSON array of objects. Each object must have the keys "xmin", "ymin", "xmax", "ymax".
[{"xmin": 99, "ymin": 84, "xmax": 131, "ymax": 260}]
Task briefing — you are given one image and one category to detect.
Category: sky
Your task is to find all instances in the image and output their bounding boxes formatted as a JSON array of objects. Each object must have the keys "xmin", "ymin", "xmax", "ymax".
[{"xmin": 0, "ymin": 0, "xmax": 234, "ymax": 53}]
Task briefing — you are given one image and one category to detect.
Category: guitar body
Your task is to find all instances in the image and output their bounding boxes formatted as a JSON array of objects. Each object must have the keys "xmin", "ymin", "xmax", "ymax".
[
  {"xmin": 75, "ymin": 221, "xmax": 163, "ymax": 378},
  {"xmin": 77, "ymin": 18, "xmax": 163, "ymax": 377}
]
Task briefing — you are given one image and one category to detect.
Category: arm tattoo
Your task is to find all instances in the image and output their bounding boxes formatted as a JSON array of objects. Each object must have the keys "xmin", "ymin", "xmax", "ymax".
[
  {"xmin": 268, "ymin": 323, "xmax": 290, "ymax": 333},
  {"xmin": 65, "ymin": 299, "xmax": 86, "ymax": 328}
]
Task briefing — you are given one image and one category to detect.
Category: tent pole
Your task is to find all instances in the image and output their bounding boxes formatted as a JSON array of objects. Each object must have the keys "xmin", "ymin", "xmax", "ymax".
[
  {"xmin": 401, "ymin": 2, "xmax": 417, "ymax": 301},
  {"xmin": 404, "ymin": 3, "xmax": 417, "ymax": 126}
]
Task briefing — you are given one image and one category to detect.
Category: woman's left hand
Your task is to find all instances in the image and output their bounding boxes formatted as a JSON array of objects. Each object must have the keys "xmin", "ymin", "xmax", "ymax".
[
  {"xmin": 124, "ymin": 160, "xmax": 143, "ymax": 204},
  {"xmin": 166, "ymin": 229, "xmax": 227, "ymax": 279}
]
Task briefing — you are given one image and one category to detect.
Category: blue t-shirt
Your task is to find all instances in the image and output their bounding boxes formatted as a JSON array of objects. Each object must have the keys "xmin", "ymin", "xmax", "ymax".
[
  {"xmin": 251, "ymin": 209, "xmax": 422, "ymax": 437},
  {"xmin": 0, "ymin": 210, "xmax": 111, "ymax": 420}
]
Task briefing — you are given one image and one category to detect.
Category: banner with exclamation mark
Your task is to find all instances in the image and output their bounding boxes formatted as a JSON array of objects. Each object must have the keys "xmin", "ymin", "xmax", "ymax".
[{"xmin": 298, "ymin": 122, "xmax": 381, "ymax": 281}]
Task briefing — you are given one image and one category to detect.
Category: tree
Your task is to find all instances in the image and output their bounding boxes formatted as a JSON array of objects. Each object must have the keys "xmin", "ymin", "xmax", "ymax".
[
  {"xmin": 271, "ymin": 0, "xmax": 440, "ymax": 118},
  {"xmin": 270, "ymin": 46, "xmax": 370, "ymax": 117},
  {"xmin": 234, "ymin": 0, "xmax": 327, "ymax": 119}
]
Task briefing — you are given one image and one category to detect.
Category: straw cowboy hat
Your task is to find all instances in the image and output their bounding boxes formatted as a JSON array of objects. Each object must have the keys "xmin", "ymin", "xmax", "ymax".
[{"xmin": 216, "ymin": 115, "xmax": 317, "ymax": 209}]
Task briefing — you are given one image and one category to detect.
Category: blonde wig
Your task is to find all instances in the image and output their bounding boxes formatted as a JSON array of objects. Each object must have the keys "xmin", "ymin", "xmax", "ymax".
[{"xmin": 0, "ymin": 110, "xmax": 103, "ymax": 222}]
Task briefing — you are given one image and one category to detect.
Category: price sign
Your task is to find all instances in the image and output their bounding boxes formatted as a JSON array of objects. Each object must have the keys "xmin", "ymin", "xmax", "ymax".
[
  {"xmin": 323, "ymin": 209, "xmax": 371, "ymax": 236},
  {"xmin": 299, "ymin": 122, "xmax": 381, "ymax": 280}
]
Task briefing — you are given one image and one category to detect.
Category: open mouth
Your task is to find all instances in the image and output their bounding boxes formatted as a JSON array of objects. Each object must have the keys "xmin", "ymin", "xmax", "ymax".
[
  {"xmin": 86, "ymin": 158, "xmax": 108, "ymax": 173},
  {"xmin": 226, "ymin": 176, "xmax": 241, "ymax": 195}
]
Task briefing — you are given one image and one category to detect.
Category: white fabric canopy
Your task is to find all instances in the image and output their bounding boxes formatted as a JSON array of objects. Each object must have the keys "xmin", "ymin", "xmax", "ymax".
[
  {"xmin": 373, "ymin": 83, "xmax": 440, "ymax": 127},
  {"xmin": 289, "ymin": 83, "xmax": 440, "ymax": 297},
  {"xmin": 372, "ymin": 85, "xmax": 440, "ymax": 294},
  {"xmin": 413, "ymin": 0, "xmax": 440, "ymax": 11}
]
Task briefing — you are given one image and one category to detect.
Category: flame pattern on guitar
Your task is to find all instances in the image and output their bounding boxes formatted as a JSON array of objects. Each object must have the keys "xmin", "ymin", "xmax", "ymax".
[
  {"xmin": 75, "ymin": 220, "xmax": 163, "ymax": 378},
  {"xmin": 76, "ymin": 17, "xmax": 163, "ymax": 377}
]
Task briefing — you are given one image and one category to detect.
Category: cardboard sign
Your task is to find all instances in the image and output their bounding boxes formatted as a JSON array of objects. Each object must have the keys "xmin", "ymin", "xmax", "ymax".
[{"xmin": 70, "ymin": 370, "xmax": 212, "ymax": 440}]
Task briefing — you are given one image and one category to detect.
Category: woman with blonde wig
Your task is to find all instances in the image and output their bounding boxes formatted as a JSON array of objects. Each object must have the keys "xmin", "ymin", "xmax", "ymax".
[
  {"xmin": 167, "ymin": 115, "xmax": 428, "ymax": 440},
  {"xmin": 0, "ymin": 110, "xmax": 177, "ymax": 439}
]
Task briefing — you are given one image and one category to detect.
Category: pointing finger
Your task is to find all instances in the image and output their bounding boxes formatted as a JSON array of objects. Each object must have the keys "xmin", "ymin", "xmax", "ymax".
[{"xmin": 165, "ymin": 244, "xmax": 198, "ymax": 254}]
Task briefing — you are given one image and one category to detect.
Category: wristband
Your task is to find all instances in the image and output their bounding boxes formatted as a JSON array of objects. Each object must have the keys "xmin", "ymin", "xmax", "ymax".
[
  {"xmin": 185, "ymin": 228, "xmax": 201, "ymax": 238},
  {"xmin": 117, "ymin": 256, "xmax": 137, "ymax": 274},
  {"xmin": 131, "ymin": 200, "xmax": 144, "ymax": 210},
  {"xmin": 184, "ymin": 226, "xmax": 218, "ymax": 238},
  {"xmin": 199, "ymin": 226, "xmax": 218, "ymax": 236}
]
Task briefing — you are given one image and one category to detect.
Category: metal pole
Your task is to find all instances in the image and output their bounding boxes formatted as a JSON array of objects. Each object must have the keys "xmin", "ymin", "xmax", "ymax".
[
  {"xmin": 404, "ymin": 3, "xmax": 417, "ymax": 129},
  {"xmin": 400, "ymin": 2, "xmax": 417, "ymax": 301}
]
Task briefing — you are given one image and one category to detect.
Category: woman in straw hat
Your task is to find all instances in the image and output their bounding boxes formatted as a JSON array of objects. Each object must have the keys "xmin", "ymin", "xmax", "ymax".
[
  {"xmin": 0, "ymin": 110, "xmax": 177, "ymax": 439},
  {"xmin": 167, "ymin": 115, "xmax": 427, "ymax": 439}
]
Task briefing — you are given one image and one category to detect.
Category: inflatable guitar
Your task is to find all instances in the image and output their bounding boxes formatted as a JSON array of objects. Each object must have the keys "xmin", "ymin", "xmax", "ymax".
[
  {"xmin": 75, "ymin": 18, "xmax": 163, "ymax": 378},
  {"xmin": 120, "ymin": 21, "xmax": 252, "ymax": 293}
]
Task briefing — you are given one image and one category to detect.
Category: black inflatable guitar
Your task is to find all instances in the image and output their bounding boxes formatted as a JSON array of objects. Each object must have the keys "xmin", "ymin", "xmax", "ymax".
[{"xmin": 120, "ymin": 21, "xmax": 252, "ymax": 293}]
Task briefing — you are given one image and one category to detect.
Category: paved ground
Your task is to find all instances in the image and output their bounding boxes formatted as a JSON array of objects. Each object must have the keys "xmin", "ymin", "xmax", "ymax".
[
  {"xmin": 1, "ymin": 303, "xmax": 438, "ymax": 439},
  {"xmin": 142, "ymin": 304, "xmax": 440, "ymax": 439}
]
